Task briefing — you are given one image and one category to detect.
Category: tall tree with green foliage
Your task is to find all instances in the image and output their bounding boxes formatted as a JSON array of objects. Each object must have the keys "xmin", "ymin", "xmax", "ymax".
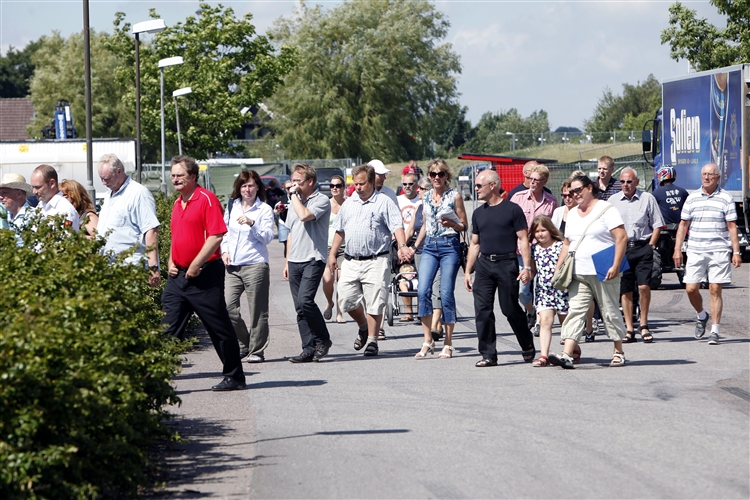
[
  {"xmin": 0, "ymin": 40, "xmax": 41, "ymax": 98},
  {"xmin": 108, "ymin": 3, "xmax": 296, "ymax": 160},
  {"xmin": 584, "ymin": 74, "xmax": 661, "ymax": 136},
  {"xmin": 268, "ymin": 0, "xmax": 461, "ymax": 161},
  {"xmin": 465, "ymin": 108, "xmax": 550, "ymax": 153},
  {"xmin": 661, "ymin": 0, "xmax": 750, "ymax": 71},
  {"xmin": 27, "ymin": 31, "xmax": 132, "ymax": 139}
]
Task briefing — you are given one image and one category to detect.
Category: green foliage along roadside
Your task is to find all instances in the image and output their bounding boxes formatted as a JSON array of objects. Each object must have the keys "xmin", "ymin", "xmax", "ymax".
[{"xmin": 0, "ymin": 213, "xmax": 183, "ymax": 498}]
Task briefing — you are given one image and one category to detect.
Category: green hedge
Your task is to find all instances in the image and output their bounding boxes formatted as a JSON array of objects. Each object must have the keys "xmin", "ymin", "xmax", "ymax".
[{"xmin": 0, "ymin": 213, "xmax": 183, "ymax": 499}]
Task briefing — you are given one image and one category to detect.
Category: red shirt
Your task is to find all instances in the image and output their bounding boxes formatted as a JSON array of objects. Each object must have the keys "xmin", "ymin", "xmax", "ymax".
[{"xmin": 170, "ymin": 186, "xmax": 227, "ymax": 268}]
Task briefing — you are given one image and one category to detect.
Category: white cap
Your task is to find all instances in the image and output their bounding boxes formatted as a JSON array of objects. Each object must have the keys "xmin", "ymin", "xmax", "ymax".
[{"xmin": 368, "ymin": 159, "xmax": 390, "ymax": 175}]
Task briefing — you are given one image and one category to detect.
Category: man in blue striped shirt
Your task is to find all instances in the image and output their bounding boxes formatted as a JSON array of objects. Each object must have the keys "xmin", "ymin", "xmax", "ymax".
[
  {"xmin": 673, "ymin": 163, "xmax": 742, "ymax": 345},
  {"xmin": 329, "ymin": 164, "xmax": 413, "ymax": 356}
]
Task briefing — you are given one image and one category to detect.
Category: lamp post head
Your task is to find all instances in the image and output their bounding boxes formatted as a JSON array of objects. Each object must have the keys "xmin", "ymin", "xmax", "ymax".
[
  {"xmin": 158, "ymin": 56, "xmax": 184, "ymax": 68},
  {"xmin": 132, "ymin": 19, "xmax": 167, "ymax": 35},
  {"xmin": 173, "ymin": 87, "xmax": 192, "ymax": 98}
]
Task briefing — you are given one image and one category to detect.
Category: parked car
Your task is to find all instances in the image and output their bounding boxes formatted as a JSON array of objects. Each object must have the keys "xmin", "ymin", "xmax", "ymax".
[
  {"xmin": 313, "ymin": 168, "xmax": 345, "ymax": 196},
  {"xmin": 456, "ymin": 163, "xmax": 492, "ymax": 200},
  {"xmin": 261, "ymin": 175, "xmax": 290, "ymax": 206}
]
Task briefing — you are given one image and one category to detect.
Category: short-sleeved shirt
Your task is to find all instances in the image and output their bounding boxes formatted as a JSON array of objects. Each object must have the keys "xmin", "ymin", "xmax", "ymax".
[
  {"xmin": 285, "ymin": 190, "xmax": 331, "ymax": 263},
  {"xmin": 597, "ymin": 177, "xmax": 622, "ymax": 201},
  {"xmin": 471, "ymin": 200, "xmax": 527, "ymax": 255},
  {"xmin": 652, "ymin": 183, "xmax": 689, "ymax": 225},
  {"xmin": 40, "ymin": 191, "xmax": 80, "ymax": 231},
  {"xmin": 565, "ymin": 201, "xmax": 625, "ymax": 275},
  {"xmin": 170, "ymin": 186, "xmax": 227, "ymax": 268},
  {"xmin": 97, "ymin": 177, "xmax": 160, "ymax": 265},
  {"xmin": 397, "ymin": 194, "xmax": 421, "ymax": 226},
  {"xmin": 608, "ymin": 190, "xmax": 664, "ymax": 241},
  {"xmin": 509, "ymin": 188, "xmax": 558, "ymax": 252},
  {"xmin": 681, "ymin": 187, "xmax": 737, "ymax": 253},
  {"xmin": 334, "ymin": 190, "xmax": 403, "ymax": 257}
]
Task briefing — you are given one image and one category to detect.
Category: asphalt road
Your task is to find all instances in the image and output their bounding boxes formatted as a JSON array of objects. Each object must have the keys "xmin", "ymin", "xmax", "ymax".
[{"xmin": 155, "ymin": 237, "xmax": 749, "ymax": 499}]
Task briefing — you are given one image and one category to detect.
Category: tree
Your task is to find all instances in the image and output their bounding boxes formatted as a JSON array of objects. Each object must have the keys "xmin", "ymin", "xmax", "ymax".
[
  {"xmin": 108, "ymin": 3, "xmax": 296, "ymax": 160},
  {"xmin": 465, "ymin": 108, "xmax": 550, "ymax": 153},
  {"xmin": 661, "ymin": 0, "xmax": 750, "ymax": 71},
  {"xmin": 584, "ymin": 75, "xmax": 661, "ymax": 135},
  {"xmin": 431, "ymin": 103, "xmax": 472, "ymax": 157},
  {"xmin": 27, "ymin": 31, "xmax": 132, "ymax": 139},
  {"xmin": 268, "ymin": 0, "xmax": 461, "ymax": 161},
  {"xmin": 0, "ymin": 40, "xmax": 41, "ymax": 98}
]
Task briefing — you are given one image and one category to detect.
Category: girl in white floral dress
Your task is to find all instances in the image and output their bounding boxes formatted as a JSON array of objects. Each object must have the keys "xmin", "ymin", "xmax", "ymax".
[{"xmin": 529, "ymin": 215, "xmax": 570, "ymax": 366}]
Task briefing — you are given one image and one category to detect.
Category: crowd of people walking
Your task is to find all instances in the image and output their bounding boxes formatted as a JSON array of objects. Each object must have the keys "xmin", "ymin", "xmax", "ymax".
[{"xmin": 0, "ymin": 153, "xmax": 742, "ymax": 391}]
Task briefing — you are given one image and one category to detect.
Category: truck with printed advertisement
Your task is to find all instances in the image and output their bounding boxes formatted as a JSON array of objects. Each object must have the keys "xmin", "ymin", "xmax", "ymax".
[{"xmin": 642, "ymin": 64, "xmax": 750, "ymax": 257}]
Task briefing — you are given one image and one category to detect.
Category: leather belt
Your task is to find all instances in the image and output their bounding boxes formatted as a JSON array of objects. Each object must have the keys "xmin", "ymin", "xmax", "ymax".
[
  {"xmin": 627, "ymin": 240, "xmax": 648, "ymax": 248},
  {"xmin": 344, "ymin": 251, "xmax": 389, "ymax": 261},
  {"xmin": 479, "ymin": 252, "xmax": 516, "ymax": 262}
]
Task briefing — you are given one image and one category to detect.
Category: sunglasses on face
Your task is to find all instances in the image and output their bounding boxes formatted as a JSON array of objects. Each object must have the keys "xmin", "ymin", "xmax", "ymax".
[
  {"xmin": 429, "ymin": 171, "xmax": 446, "ymax": 178},
  {"xmin": 569, "ymin": 186, "xmax": 584, "ymax": 195},
  {"xmin": 475, "ymin": 183, "xmax": 490, "ymax": 189},
  {"xmin": 330, "ymin": 183, "xmax": 343, "ymax": 189},
  {"xmin": 402, "ymin": 182, "xmax": 414, "ymax": 186},
  {"xmin": 620, "ymin": 179, "xmax": 635, "ymax": 184},
  {"xmin": 561, "ymin": 192, "xmax": 572, "ymax": 198}
]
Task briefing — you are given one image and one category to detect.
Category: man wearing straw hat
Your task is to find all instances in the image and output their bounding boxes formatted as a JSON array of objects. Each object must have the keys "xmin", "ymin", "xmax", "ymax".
[{"xmin": 0, "ymin": 173, "xmax": 34, "ymax": 239}]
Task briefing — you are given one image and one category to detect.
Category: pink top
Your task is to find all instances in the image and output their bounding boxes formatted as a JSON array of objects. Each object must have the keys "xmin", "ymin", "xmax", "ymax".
[{"xmin": 509, "ymin": 188, "xmax": 558, "ymax": 253}]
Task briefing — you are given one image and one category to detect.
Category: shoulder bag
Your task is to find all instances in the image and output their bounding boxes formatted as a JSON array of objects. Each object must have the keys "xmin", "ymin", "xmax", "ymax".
[{"xmin": 551, "ymin": 205, "xmax": 612, "ymax": 291}]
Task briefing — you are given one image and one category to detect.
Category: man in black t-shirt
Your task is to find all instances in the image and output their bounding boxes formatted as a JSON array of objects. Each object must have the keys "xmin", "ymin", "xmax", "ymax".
[{"xmin": 464, "ymin": 170, "xmax": 536, "ymax": 367}]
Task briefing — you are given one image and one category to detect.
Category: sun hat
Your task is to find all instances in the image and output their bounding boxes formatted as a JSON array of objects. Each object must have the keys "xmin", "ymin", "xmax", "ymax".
[{"xmin": 0, "ymin": 173, "xmax": 33, "ymax": 194}]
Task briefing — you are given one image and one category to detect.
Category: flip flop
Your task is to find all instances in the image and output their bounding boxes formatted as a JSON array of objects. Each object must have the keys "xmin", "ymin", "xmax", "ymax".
[{"xmin": 323, "ymin": 307, "xmax": 332, "ymax": 320}]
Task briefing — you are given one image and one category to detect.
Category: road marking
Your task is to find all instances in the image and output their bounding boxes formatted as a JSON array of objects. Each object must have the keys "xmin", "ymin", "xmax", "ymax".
[{"xmin": 721, "ymin": 386, "xmax": 750, "ymax": 402}]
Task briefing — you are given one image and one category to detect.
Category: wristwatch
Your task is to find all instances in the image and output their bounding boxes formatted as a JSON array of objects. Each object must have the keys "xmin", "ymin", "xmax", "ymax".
[
  {"xmin": 733, "ymin": 251, "xmax": 741, "ymax": 255},
  {"xmin": 523, "ymin": 266, "xmax": 532, "ymax": 271},
  {"xmin": 149, "ymin": 265, "xmax": 159, "ymax": 272},
  {"xmin": 399, "ymin": 243, "xmax": 408, "ymax": 249}
]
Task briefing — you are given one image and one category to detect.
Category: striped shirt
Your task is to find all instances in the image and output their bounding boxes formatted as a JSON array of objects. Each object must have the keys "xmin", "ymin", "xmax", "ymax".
[
  {"xmin": 609, "ymin": 190, "xmax": 664, "ymax": 241},
  {"xmin": 333, "ymin": 190, "xmax": 403, "ymax": 257},
  {"xmin": 681, "ymin": 187, "xmax": 737, "ymax": 252}
]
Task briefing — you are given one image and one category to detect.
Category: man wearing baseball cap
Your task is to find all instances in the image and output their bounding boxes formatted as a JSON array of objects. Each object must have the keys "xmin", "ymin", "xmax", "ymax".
[
  {"xmin": 366, "ymin": 159, "xmax": 399, "ymax": 205},
  {"xmin": 0, "ymin": 173, "xmax": 33, "ymax": 240}
]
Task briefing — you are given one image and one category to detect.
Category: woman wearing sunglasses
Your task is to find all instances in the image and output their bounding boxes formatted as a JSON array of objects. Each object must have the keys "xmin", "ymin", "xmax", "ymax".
[
  {"xmin": 322, "ymin": 175, "xmax": 347, "ymax": 323},
  {"xmin": 412, "ymin": 159, "xmax": 468, "ymax": 359},
  {"xmin": 548, "ymin": 174, "xmax": 628, "ymax": 369}
]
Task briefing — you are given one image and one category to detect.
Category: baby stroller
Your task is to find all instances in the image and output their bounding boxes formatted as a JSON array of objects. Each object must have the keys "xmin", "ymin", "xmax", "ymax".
[{"xmin": 384, "ymin": 241, "xmax": 419, "ymax": 326}]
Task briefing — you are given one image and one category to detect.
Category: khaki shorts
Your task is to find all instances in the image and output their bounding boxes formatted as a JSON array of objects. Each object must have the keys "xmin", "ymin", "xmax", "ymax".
[
  {"xmin": 684, "ymin": 250, "xmax": 732, "ymax": 284},
  {"xmin": 338, "ymin": 255, "xmax": 390, "ymax": 315}
]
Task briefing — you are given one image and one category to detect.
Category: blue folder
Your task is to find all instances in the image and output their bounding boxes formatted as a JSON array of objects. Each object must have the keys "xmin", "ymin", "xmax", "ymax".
[{"xmin": 591, "ymin": 245, "xmax": 630, "ymax": 281}]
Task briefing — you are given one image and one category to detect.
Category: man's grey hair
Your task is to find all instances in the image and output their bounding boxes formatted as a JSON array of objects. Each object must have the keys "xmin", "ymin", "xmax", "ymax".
[
  {"xmin": 482, "ymin": 169, "xmax": 500, "ymax": 186},
  {"xmin": 620, "ymin": 166, "xmax": 639, "ymax": 179},
  {"xmin": 99, "ymin": 153, "xmax": 125, "ymax": 174}
]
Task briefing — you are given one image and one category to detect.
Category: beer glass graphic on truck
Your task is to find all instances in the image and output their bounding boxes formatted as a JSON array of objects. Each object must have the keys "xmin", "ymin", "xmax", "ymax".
[{"xmin": 710, "ymin": 72, "xmax": 728, "ymax": 184}]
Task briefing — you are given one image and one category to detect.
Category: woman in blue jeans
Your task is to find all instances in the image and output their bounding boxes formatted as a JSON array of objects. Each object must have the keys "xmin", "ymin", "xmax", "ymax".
[{"xmin": 412, "ymin": 159, "xmax": 468, "ymax": 359}]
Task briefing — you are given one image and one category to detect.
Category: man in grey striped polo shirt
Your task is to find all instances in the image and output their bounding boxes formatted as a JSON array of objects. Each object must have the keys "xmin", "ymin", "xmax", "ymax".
[
  {"xmin": 328, "ymin": 164, "xmax": 414, "ymax": 356},
  {"xmin": 673, "ymin": 163, "xmax": 742, "ymax": 345}
]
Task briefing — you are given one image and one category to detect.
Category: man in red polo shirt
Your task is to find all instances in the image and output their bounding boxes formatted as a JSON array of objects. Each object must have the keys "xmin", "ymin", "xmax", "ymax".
[{"xmin": 162, "ymin": 155, "xmax": 246, "ymax": 391}]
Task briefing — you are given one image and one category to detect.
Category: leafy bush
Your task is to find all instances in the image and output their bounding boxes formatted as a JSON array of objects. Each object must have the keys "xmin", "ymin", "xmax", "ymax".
[{"xmin": 0, "ymin": 213, "xmax": 183, "ymax": 499}]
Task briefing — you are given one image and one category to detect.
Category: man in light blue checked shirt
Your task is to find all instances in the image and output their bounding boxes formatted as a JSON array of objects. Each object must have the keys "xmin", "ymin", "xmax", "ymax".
[
  {"xmin": 329, "ymin": 164, "xmax": 414, "ymax": 356},
  {"xmin": 673, "ymin": 163, "xmax": 742, "ymax": 345}
]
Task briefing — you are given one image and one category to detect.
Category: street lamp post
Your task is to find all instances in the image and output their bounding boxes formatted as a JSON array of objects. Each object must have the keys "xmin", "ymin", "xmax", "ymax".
[
  {"xmin": 158, "ymin": 56, "xmax": 184, "ymax": 195},
  {"xmin": 132, "ymin": 19, "xmax": 166, "ymax": 183},
  {"xmin": 172, "ymin": 87, "xmax": 192, "ymax": 155},
  {"xmin": 505, "ymin": 131, "xmax": 515, "ymax": 152}
]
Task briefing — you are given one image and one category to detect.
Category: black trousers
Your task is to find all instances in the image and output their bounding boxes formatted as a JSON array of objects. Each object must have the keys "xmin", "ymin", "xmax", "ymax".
[
  {"xmin": 162, "ymin": 259, "xmax": 245, "ymax": 383},
  {"xmin": 473, "ymin": 256, "xmax": 534, "ymax": 362},
  {"xmin": 288, "ymin": 259, "xmax": 330, "ymax": 355}
]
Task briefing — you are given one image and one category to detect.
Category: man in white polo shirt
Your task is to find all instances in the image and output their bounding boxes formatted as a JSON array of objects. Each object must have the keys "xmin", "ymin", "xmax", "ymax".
[
  {"xmin": 30, "ymin": 164, "xmax": 80, "ymax": 231},
  {"xmin": 673, "ymin": 163, "xmax": 742, "ymax": 345},
  {"xmin": 97, "ymin": 153, "xmax": 161, "ymax": 287}
]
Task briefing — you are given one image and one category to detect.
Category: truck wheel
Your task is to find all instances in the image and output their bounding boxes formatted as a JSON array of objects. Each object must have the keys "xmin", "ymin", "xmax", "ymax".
[{"xmin": 650, "ymin": 249, "xmax": 663, "ymax": 289}]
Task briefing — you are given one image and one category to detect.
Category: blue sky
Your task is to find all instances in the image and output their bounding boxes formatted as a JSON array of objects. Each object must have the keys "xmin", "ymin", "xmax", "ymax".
[{"xmin": 0, "ymin": 0, "xmax": 725, "ymax": 129}]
